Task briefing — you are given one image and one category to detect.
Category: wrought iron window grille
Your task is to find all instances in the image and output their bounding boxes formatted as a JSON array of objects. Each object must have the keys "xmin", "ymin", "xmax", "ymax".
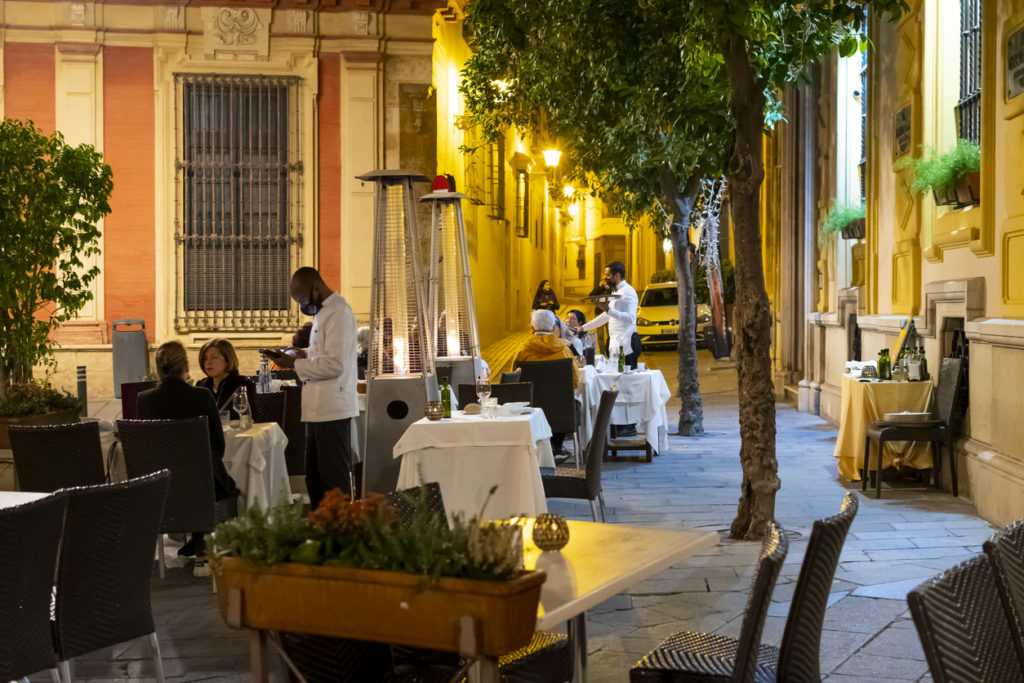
[{"xmin": 956, "ymin": 0, "xmax": 982, "ymax": 144}]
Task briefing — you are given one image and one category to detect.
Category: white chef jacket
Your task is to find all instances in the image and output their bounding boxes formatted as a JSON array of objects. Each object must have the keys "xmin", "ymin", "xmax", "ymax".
[
  {"xmin": 582, "ymin": 280, "xmax": 639, "ymax": 352},
  {"xmin": 293, "ymin": 292, "xmax": 359, "ymax": 423}
]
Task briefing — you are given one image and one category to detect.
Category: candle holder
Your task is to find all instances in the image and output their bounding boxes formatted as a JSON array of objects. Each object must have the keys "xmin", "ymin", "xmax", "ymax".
[
  {"xmin": 532, "ymin": 513, "xmax": 570, "ymax": 551},
  {"xmin": 425, "ymin": 401, "xmax": 445, "ymax": 421}
]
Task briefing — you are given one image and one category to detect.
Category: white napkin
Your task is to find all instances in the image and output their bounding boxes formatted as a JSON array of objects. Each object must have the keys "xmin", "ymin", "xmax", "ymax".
[{"xmin": 497, "ymin": 401, "xmax": 530, "ymax": 417}]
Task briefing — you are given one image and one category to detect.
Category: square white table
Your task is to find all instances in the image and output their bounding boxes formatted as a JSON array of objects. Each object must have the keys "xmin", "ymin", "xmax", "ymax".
[
  {"xmin": 222, "ymin": 422, "xmax": 292, "ymax": 510},
  {"xmin": 394, "ymin": 408, "xmax": 555, "ymax": 521},
  {"xmin": 577, "ymin": 367, "xmax": 671, "ymax": 452}
]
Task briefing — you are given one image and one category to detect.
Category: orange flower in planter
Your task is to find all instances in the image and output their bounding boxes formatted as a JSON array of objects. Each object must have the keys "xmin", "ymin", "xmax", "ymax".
[{"xmin": 309, "ymin": 489, "xmax": 393, "ymax": 532}]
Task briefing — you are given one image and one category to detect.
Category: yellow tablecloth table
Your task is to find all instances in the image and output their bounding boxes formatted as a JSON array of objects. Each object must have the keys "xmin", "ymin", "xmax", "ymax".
[{"xmin": 834, "ymin": 375, "xmax": 934, "ymax": 480}]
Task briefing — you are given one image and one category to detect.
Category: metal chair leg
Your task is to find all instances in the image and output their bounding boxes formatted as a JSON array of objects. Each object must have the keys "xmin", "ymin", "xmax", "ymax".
[
  {"xmin": 48, "ymin": 669, "xmax": 61, "ymax": 683},
  {"xmin": 150, "ymin": 632, "xmax": 166, "ymax": 683},
  {"xmin": 59, "ymin": 660, "xmax": 73, "ymax": 683},
  {"xmin": 157, "ymin": 534, "xmax": 165, "ymax": 578},
  {"xmin": 876, "ymin": 436, "xmax": 885, "ymax": 499},
  {"xmin": 588, "ymin": 499, "xmax": 599, "ymax": 522},
  {"xmin": 862, "ymin": 436, "xmax": 871, "ymax": 492},
  {"xmin": 947, "ymin": 437, "xmax": 958, "ymax": 497},
  {"xmin": 597, "ymin": 491, "xmax": 606, "ymax": 523}
]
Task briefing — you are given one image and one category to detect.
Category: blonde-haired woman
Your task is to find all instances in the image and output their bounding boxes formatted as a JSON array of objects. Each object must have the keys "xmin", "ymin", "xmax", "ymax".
[
  {"xmin": 195, "ymin": 338, "xmax": 256, "ymax": 420},
  {"xmin": 136, "ymin": 341, "xmax": 238, "ymax": 575}
]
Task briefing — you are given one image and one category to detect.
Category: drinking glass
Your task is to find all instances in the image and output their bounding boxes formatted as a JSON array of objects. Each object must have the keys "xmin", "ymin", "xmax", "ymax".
[
  {"xmin": 233, "ymin": 391, "xmax": 251, "ymax": 429},
  {"xmin": 475, "ymin": 377, "xmax": 492, "ymax": 404}
]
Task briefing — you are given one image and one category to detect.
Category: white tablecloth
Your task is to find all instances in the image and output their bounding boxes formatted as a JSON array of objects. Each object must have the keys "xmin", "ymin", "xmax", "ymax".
[
  {"xmin": 393, "ymin": 408, "xmax": 554, "ymax": 521},
  {"xmin": 222, "ymin": 422, "xmax": 291, "ymax": 510},
  {"xmin": 0, "ymin": 490, "xmax": 47, "ymax": 509},
  {"xmin": 575, "ymin": 365, "xmax": 600, "ymax": 446},
  {"xmin": 580, "ymin": 369, "xmax": 671, "ymax": 452}
]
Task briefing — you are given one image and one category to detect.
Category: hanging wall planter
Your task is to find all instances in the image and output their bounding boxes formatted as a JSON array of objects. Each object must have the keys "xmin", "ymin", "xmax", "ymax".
[
  {"xmin": 954, "ymin": 171, "xmax": 981, "ymax": 208},
  {"xmin": 841, "ymin": 217, "xmax": 866, "ymax": 240}
]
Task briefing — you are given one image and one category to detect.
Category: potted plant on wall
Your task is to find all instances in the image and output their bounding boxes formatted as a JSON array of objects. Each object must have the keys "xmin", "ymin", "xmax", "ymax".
[
  {"xmin": 0, "ymin": 118, "xmax": 113, "ymax": 446},
  {"xmin": 895, "ymin": 139, "xmax": 981, "ymax": 209},
  {"xmin": 819, "ymin": 199, "xmax": 866, "ymax": 243}
]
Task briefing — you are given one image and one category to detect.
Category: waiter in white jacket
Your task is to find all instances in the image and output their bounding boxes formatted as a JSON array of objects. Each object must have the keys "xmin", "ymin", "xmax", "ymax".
[
  {"xmin": 581, "ymin": 261, "xmax": 641, "ymax": 368},
  {"xmin": 263, "ymin": 267, "xmax": 358, "ymax": 508}
]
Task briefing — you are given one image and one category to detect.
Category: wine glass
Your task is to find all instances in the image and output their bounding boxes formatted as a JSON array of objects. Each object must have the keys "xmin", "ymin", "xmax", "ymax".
[
  {"xmin": 233, "ymin": 390, "xmax": 251, "ymax": 429},
  {"xmin": 475, "ymin": 377, "xmax": 492, "ymax": 405}
]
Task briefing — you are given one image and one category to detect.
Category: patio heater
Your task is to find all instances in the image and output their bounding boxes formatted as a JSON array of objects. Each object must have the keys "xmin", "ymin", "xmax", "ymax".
[
  {"xmin": 359, "ymin": 169, "xmax": 436, "ymax": 495},
  {"xmin": 422, "ymin": 174, "xmax": 482, "ymax": 393}
]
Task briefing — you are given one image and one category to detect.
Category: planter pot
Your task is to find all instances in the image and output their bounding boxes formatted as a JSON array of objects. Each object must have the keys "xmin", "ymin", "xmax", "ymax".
[
  {"xmin": 841, "ymin": 217, "xmax": 866, "ymax": 240},
  {"xmin": 0, "ymin": 408, "xmax": 81, "ymax": 450},
  {"xmin": 214, "ymin": 558, "xmax": 545, "ymax": 657},
  {"xmin": 954, "ymin": 171, "xmax": 981, "ymax": 208},
  {"xmin": 932, "ymin": 185, "xmax": 959, "ymax": 207}
]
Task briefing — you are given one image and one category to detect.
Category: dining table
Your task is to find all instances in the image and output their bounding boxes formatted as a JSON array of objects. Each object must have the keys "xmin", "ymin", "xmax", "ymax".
[
  {"xmin": 393, "ymin": 407, "xmax": 555, "ymax": 521},
  {"xmin": 833, "ymin": 374, "xmax": 934, "ymax": 480},
  {"xmin": 0, "ymin": 490, "xmax": 47, "ymax": 510},
  {"xmin": 576, "ymin": 364, "xmax": 671, "ymax": 453},
  {"xmin": 222, "ymin": 421, "xmax": 292, "ymax": 510}
]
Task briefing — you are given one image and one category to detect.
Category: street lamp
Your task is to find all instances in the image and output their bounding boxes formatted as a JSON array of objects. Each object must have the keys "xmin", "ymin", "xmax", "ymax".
[{"xmin": 543, "ymin": 148, "xmax": 562, "ymax": 200}]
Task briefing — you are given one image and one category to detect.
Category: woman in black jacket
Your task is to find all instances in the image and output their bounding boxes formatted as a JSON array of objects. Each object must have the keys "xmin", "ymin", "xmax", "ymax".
[
  {"xmin": 194, "ymin": 338, "xmax": 256, "ymax": 420},
  {"xmin": 136, "ymin": 341, "xmax": 238, "ymax": 574},
  {"xmin": 531, "ymin": 279, "xmax": 559, "ymax": 312}
]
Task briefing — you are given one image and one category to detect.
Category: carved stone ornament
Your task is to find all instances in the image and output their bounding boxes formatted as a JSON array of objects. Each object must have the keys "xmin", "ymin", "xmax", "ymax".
[
  {"xmin": 291, "ymin": 10, "xmax": 312, "ymax": 34},
  {"xmin": 202, "ymin": 7, "xmax": 271, "ymax": 61},
  {"xmin": 353, "ymin": 12, "xmax": 370, "ymax": 36},
  {"xmin": 163, "ymin": 6, "xmax": 182, "ymax": 31},
  {"xmin": 70, "ymin": 3, "xmax": 87, "ymax": 27}
]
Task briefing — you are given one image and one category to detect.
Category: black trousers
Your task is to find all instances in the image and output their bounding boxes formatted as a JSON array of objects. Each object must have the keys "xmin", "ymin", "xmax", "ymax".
[
  {"xmin": 625, "ymin": 332, "xmax": 642, "ymax": 369},
  {"xmin": 305, "ymin": 418, "xmax": 353, "ymax": 509}
]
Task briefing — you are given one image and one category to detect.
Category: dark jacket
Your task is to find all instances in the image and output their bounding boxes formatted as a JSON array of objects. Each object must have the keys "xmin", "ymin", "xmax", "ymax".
[
  {"xmin": 195, "ymin": 370, "xmax": 257, "ymax": 420},
  {"xmin": 532, "ymin": 289, "xmax": 559, "ymax": 312},
  {"xmin": 136, "ymin": 378, "xmax": 237, "ymax": 501}
]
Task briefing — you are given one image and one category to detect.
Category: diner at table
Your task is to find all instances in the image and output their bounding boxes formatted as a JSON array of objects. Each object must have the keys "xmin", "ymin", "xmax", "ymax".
[{"xmin": 575, "ymin": 357, "xmax": 671, "ymax": 454}]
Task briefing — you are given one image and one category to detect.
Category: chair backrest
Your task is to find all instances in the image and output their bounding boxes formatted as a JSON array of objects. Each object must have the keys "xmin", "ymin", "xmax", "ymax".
[
  {"xmin": 9, "ymin": 421, "xmax": 106, "ymax": 492},
  {"xmin": 908, "ymin": 555, "xmax": 1024, "ymax": 683},
  {"xmin": 456, "ymin": 383, "xmax": 478, "ymax": 409},
  {"xmin": 776, "ymin": 493, "xmax": 859, "ymax": 680},
  {"xmin": 384, "ymin": 482, "xmax": 447, "ymax": 530},
  {"xmin": 271, "ymin": 369, "xmax": 299, "ymax": 381},
  {"xmin": 120, "ymin": 380, "xmax": 157, "ymax": 420},
  {"xmin": 52, "ymin": 471, "xmax": 171, "ymax": 660},
  {"xmin": 983, "ymin": 518, "xmax": 1024, "ymax": 667},
  {"xmin": 514, "ymin": 358, "xmax": 576, "ymax": 433},
  {"xmin": 733, "ymin": 523, "xmax": 789, "ymax": 683},
  {"xmin": 584, "ymin": 390, "xmax": 618, "ymax": 498},
  {"xmin": 253, "ymin": 390, "xmax": 287, "ymax": 428},
  {"xmin": 0, "ymin": 492, "xmax": 67, "ymax": 681},
  {"xmin": 281, "ymin": 384, "xmax": 305, "ymax": 475},
  {"xmin": 933, "ymin": 357, "xmax": 964, "ymax": 426},
  {"xmin": 457, "ymin": 382, "xmax": 534, "ymax": 408},
  {"xmin": 117, "ymin": 417, "xmax": 216, "ymax": 534},
  {"xmin": 501, "ymin": 369, "xmax": 522, "ymax": 384}
]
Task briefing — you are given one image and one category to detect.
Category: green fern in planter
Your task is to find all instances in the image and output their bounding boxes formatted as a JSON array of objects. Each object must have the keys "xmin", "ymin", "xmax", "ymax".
[
  {"xmin": 895, "ymin": 139, "xmax": 980, "ymax": 196},
  {"xmin": 819, "ymin": 200, "xmax": 865, "ymax": 245}
]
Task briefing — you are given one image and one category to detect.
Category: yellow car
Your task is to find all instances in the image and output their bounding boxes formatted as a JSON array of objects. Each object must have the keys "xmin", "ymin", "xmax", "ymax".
[{"xmin": 636, "ymin": 281, "xmax": 711, "ymax": 349}]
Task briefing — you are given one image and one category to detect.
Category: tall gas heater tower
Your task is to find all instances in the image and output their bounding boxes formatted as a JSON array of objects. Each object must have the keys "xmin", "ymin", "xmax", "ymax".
[
  {"xmin": 422, "ymin": 175, "xmax": 481, "ymax": 391},
  {"xmin": 359, "ymin": 169, "xmax": 434, "ymax": 494}
]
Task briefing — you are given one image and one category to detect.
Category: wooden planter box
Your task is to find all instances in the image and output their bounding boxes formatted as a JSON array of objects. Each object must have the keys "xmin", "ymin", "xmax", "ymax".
[
  {"xmin": 841, "ymin": 217, "xmax": 866, "ymax": 240},
  {"xmin": 214, "ymin": 558, "xmax": 545, "ymax": 657},
  {"xmin": 954, "ymin": 171, "xmax": 981, "ymax": 208},
  {"xmin": 0, "ymin": 408, "xmax": 80, "ymax": 450},
  {"xmin": 932, "ymin": 185, "xmax": 959, "ymax": 207}
]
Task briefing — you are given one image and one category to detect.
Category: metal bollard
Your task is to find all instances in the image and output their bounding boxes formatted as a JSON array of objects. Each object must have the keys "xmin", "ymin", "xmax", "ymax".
[{"xmin": 77, "ymin": 365, "xmax": 88, "ymax": 417}]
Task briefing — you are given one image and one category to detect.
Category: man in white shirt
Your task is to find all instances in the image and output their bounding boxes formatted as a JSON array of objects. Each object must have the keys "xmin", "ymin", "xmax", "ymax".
[
  {"xmin": 581, "ymin": 261, "xmax": 641, "ymax": 368},
  {"xmin": 264, "ymin": 267, "xmax": 359, "ymax": 508}
]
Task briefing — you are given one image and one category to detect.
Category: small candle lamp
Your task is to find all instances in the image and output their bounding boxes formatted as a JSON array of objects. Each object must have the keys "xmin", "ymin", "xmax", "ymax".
[{"xmin": 532, "ymin": 513, "xmax": 570, "ymax": 552}]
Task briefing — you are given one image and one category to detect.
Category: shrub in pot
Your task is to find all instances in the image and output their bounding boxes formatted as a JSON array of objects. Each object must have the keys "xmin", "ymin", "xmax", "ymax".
[
  {"xmin": 820, "ymin": 199, "xmax": 866, "ymax": 244},
  {"xmin": 895, "ymin": 139, "xmax": 981, "ymax": 209}
]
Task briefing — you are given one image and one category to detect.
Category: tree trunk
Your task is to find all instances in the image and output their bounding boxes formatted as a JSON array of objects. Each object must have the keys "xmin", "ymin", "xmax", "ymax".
[
  {"xmin": 722, "ymin": 36, "xmax": 780, "ymax": 540},
  {"xmin": 659, "ymin": 168, "xmax": 703, "ymax": 436}
]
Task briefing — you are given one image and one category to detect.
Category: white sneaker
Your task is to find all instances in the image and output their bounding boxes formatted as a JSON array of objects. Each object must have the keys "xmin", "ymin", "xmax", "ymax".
[{"xmin": 193, "ymin": 557, "xmax": 211, "ymax": 578}]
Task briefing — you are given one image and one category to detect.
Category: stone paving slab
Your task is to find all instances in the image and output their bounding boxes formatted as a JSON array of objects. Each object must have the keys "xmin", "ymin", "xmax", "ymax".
[{"xmin": 32, "ymin": 348, "xmax": 989, "ymax": 682}]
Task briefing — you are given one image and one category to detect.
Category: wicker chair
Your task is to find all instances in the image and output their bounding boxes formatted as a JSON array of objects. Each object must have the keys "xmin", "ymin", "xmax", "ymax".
[
  {"xmin": 117, "ymin": 417, "xmax": 217, "ymax": 578},
  {"xmin": 52, "ymin": 471, "xmax": 171, "ymax": 683},
  {"xmin": 983, "ymin": 517, "xmax": 1024, "ymax": 667},
  {"xmin": 120, "ymin": 380, "xmax": 157, "ymax": 420},
  {"xmin": 908, "ymin": 554, "xmax": 1024, "ymax": 682},
  {"xmin": 9, "ymin": 421, "xmax": 106, "ymax": 492},
  {"xmin": 541, "ymin": 389, "xmax": 617, "ymax": 522},
  {"xmin": 631, "ymin": 523, "xmax": 789, "ymax": 682},
  {"xmin": 282, "ymin": 384, "xmax": 306, "ymax": 476},
  {"xmin": 863, "ymin": 357, "xmax": 964, "ymax": 498},
  {"xmin": 0, "ymin": 492, "xmax": 67, "ymax": 683},
  {"xmin": 457, "ymin": 382, "xmax": 534, "ymax": 408},
  {"xmin": 500, "ymin": 369, "xmax": 522, "ymax": 384},
  {"xmin": 515, "ymin": 358, "xmax": 581, "ymax": 460},
  {"xmin": 253, "ymin": 390, "xmax": 287, "ymax": 429}
]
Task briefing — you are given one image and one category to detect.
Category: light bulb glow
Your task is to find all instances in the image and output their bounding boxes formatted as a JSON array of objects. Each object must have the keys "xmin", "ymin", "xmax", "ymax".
[
  {"xmin": 562, "ymin": 185, "xmax": 575, "ymax": 198},
  {"xmin": 567, "ymin": 204, "xmax": 579, "ymax": 217},
  {"xmin": 542, "ymin": 149, "xmax": 562, "ymax": 168},
  {"xmin": 394, "ymin": 336, "xmax": 407, "ymax": 376}
]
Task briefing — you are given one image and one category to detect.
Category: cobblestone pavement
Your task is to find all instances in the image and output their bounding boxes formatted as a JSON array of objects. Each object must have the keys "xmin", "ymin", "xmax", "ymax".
[{"xmin": 54, "ymin": 348, "xmax": 988, "ymax": 682}]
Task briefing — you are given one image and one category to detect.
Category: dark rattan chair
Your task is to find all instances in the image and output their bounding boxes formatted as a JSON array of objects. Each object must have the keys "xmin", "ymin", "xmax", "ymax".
[
  {"xmin": 542, "ymin": 389, "xmax": 617, "ymax": 522},
  {"xmin": 983, "ymin": 517, "xmax": 1024, "ymax": 667},
  {"xmin": 120, "ymin": 380, "xmax": 157, "ymax": 420},
  {"xmin": 515, "ymin": 358, "xmax": 581, "ymax": 460},
  {"xmin": 253, "ymin": 390, "xmax": 287, "ymax": 429},
  {"xmin": 457, "ymin": 382, "xmax": 534, "ymax": 408},
  {"xmin": 631, "ymin": 523, "xmax": 789, "ymax": 682},
  {"xmin": 9, "ymin": 421, "xmax": 106, "ymax": 492},
  {"xmin": 908, "ymin": 554, "xmax": 1024, "ymax": 682},
  {"xmin": 500, "ymin": 369, "xmax": 522, "ymax": 384},
  {"xmin": 0, "ymin": 492, "xmax": 67, "ymax": 683},
  {"xmin": 117, "ymin": 417, "xmax": 217, "ymax": 578},
  {"xmin": 53, "ymin": 471, "xmax": 171, "ymax": 683},
  {"xmin": 863, "ymin": 357, "xmax": 964, "ymax": 498},
  {"xmin": 282, "ymin": 384, "xmax": 306, "ymax": 476}
]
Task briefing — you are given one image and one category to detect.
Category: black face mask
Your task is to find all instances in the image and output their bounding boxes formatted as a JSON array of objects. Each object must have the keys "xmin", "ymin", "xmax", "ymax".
[
  {"xmin": 300, "ymin": 287, "xmax": 322, "ymax": 316},
  {"xmin": 605, "ymin": 277, "xmax": 616, "ymax": 289}
]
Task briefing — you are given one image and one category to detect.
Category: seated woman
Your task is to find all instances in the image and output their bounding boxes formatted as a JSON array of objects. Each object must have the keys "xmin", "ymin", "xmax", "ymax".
[
  {"xmin": 136, "ymin": 341, "xmax": 238, "ymax": 573},
  {"xmin": 565, "ymin": 309, "xmax": 595, "ymax": 361},
  {"xmin": 195, "ymin": 338, "xmax": 256, "ymax": 420}
]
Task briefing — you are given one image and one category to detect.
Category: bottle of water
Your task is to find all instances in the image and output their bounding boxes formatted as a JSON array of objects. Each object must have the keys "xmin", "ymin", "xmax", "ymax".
[{"xmin": 257, "ymin": 356, "xmax": 271, "ymax": 394}]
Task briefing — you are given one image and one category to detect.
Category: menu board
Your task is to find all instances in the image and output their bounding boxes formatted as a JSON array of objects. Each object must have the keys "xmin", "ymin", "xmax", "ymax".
[
  {"xmin": 1009, "ymin": 26, "xmax": 1024, "ymax": 100},
  {"xmin": 893, "ymin": 106, "xmax": 911, "ymax": 158}
]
